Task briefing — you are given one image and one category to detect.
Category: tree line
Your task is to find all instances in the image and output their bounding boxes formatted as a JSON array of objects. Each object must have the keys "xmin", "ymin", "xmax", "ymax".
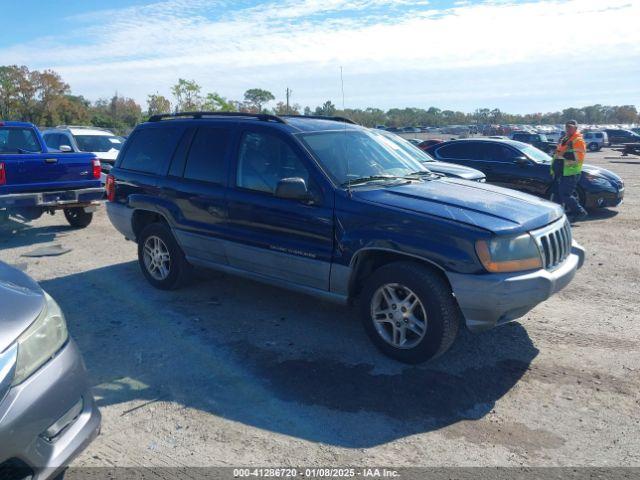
[{"xmin": 1, "ymin": 65, "xmax": 638, "ymax": 134}]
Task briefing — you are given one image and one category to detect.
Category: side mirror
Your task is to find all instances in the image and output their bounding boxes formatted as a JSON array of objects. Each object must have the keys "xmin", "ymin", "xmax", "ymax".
[
  {"xmin": 275, "ymin": 177, "xmax": 310, "ymax": 201},
  {"xmin": 59, "ymin": 145, "xmax": 72, "ymax": 152},
  {"xmin": 514, "ymin": 156, "xmax": 530, "ymax": 166}
]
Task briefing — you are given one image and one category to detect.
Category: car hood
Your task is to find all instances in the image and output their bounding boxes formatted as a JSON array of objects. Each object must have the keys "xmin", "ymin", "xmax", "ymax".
[
  {"xmin": 92, "ymin": 149, "xmax": 119, "ymax": 162},
  {"xmin": 0, "ymin": 262, "xmax": 45, "ymax": 352},
  {"xmin": 426, "ymin": 161, "xmax": 485, "ymax": 180},
  {"xmin": 353, "ymin": 178, "xmax": 563, "ymax": 234},
  {"xmin": 582, "ymin": 164, "xmax": 623, "ymax": 184}
]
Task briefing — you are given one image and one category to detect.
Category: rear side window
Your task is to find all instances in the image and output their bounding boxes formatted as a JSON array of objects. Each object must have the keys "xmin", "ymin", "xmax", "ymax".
[
  {"xmin": 183, "ymin": 127, "xmax": 229, "ymax": 184},
  {"xmin": 0, "ymin": 127, "xmax": 42, "ymax": 153},
  {"xmin": 436, "ymin": 142, "xmax": 477, "ymax": 159},
  {"xmin": 120, "ymin": 127, "xmax": 181, "ymax": 174}
]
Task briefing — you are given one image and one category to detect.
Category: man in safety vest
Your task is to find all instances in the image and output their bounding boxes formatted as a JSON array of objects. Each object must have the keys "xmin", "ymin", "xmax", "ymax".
[{"xmin": 551, "ymin": 120, "xmax": 588, "ymax": 220}]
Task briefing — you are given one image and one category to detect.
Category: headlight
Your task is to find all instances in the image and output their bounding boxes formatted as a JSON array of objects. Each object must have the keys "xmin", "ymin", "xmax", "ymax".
[
  {"xmin": 476, "ymin": 233, "xmax": 542, "ymax": 273},
  {"xmin": 584, "ymin": 173, "xmax": 614, "ymax": 188},
  {"xmin": 11, "ymin": 292, "xmax": 68, "ymax": 386}
]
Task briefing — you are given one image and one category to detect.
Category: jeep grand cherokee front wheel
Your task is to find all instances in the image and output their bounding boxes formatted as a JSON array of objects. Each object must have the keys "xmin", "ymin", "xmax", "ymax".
[{"xmin": 360, "ymin": 261, "xmax": 460, "ymax": 363}]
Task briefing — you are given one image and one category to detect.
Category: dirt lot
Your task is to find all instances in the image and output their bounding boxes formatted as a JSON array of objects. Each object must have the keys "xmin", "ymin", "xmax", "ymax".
[{"xmin": 1, "ymin": 148, "xmax": 639, "ymax": 468}]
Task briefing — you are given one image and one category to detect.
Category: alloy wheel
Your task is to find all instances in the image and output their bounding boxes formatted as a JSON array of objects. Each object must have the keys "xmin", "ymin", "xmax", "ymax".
[
  {"xmin": 143, "ymin": 235, "xmax": 172, "ymax": 281},
  {"xmin": 370, "ymin": 283, "xmax": 428, "ymax": 349}
]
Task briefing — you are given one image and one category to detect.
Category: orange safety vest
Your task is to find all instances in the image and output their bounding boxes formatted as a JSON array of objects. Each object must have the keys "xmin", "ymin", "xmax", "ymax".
[{"xmin": 552, "ymin": 132, "xmax": 586, "ymax": 176}]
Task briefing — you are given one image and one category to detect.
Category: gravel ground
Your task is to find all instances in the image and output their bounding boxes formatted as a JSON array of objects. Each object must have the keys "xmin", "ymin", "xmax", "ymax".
[{"xmin": 1, "ymin": 148, "xmax": 639, "ymax": 468}]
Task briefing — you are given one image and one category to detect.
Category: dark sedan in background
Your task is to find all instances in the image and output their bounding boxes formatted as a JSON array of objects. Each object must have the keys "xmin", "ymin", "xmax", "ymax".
[
  {"xmin": 424, "ymin": 139, "xmax": 624, "ymax": 210},
  {"xmin": 0, "ymin": 262, "xmax": 100, "ymax": 479}
]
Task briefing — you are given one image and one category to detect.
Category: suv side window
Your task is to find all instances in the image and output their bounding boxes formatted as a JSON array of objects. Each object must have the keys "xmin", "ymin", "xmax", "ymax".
[
  {"xmin": 183, "ymin": 127, "xmax": 229, "ymax": 184},
  {"xmin": 436, "ymin": 142, "xmax": 476, "ymax": 159},
  {"xmin": 120, "ymin": 127, "xmax": 181, "ymax": 174},
  {"xmin": 595, "ymin": 133, "xmax": 603, "ymax": 139},
  {"xmin": 236, "ymin": 132, "xmax": 310, "ymax": 194}
]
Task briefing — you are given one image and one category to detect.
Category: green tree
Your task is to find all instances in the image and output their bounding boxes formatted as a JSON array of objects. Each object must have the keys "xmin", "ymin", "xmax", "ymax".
[
  {"xmin": 243, "ymin": 88, "xmax": 275, "ymax": 113},
  {"xmin": 274, "ymin": 101, "xmax": 301, "ymax": 115},
  {"xmin": 147, "ymin": 93, "xmax": 171, "ymax": 116},
  {"xmin": 202, "ymin": 92, "xmax": 233, "ymax": 112},
  {"xmin": 0, "ymin": 65, "xmax": 24, "ymax": 119},
  {"xmin": 171, "ymin": 79, "xmax": 202, "ymax": 111},
  {"xmin": 315, "ymin": 100, "xmax": 336, "ymax": 116}
]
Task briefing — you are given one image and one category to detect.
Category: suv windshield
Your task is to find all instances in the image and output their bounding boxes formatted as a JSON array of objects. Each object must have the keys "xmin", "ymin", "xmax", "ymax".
[
  {"xmin": 75, "ymin": 134, "xmax": 123, "ymax": 152},
  {"xmin": 0, "ymin": 127, "xmax": 42, "ymax": 153},
  {"xmin": 299, "ymin": 129, "xmax": 429, "ymax": 186}
]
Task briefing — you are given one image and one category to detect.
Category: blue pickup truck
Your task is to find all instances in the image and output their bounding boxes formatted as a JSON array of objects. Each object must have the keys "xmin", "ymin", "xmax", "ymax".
[
  {"xmin": 106, "ymin": 112, "xmax": 586, "ymax": 363},
  {"xmin": 0, "ymin": 121, "xmax": 104, "ymax": 227}
]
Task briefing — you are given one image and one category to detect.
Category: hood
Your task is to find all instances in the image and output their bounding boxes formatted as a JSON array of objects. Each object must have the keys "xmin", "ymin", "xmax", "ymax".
[
  {"xmin": 0, "ymin": 262, "xmax": 45, "ymax": 352},
  {"xmin": 582, "ymin": 164, "xmax": 623, "ymax": 185},
  {"xmin": 353, "ymin": 178, "xmax": 563, "ymax": 235},
  {"xmin": 426, "ymin": 161, "xmax": 485, "ymax": 180},
  {"xmin": 93, "ymin": 149, "xmax": 119, "ymax": 162}
]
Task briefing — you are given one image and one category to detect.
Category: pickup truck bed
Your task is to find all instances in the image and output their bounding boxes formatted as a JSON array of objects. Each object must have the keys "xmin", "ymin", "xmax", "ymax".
[{"xmin": 0, "ymin": 121, "xmax": 104, "ymax": 228}]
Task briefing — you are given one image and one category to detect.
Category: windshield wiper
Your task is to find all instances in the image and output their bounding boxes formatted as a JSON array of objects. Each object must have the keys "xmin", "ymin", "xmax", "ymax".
[
  {"xmin": 404, "ymin": 170, "xmax": 438, "ymax": 179},
  {"xmin": 341, "ymin": 175, "xmax": 404, "ymax": 187}
]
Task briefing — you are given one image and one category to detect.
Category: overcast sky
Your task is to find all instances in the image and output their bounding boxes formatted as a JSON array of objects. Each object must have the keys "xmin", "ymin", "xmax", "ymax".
[{"xmin": 1, "ymin": 0, "xmax": 639, "ymax": 113}]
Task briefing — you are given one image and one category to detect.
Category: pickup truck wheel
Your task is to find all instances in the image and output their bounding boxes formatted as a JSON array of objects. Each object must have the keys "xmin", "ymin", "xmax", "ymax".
[
  {"xmin": 359, "ymin": 262, "xmax": 460, "ymax": 364},
  {"xmin": 63, "ymin": 208, "xmax": 93, "ymax": 228},
  {"xmin": 138, "ymin": 223, "xmax": 190, "ymax": 290}
]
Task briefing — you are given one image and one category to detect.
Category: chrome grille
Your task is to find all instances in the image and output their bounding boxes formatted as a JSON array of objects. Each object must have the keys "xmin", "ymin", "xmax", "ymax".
[{"xmin": 531, "ymin": 217, "xmax": 572, "ymax": 270}]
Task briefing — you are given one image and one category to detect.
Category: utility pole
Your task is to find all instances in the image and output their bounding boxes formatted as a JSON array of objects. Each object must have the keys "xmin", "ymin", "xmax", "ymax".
[{"xmin": 285, "ymin": 87, "xmax": 292, "ymax": 115}]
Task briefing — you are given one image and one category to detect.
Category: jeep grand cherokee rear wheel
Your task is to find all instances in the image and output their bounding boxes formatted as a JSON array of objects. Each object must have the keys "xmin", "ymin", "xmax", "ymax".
[
  {"xmin": 138, "ymin": 223, "xmax": 190, "ymax": 290},
  {"xmin": 360, "ymin": 261, "xmax": 460, "ymax": 363}
]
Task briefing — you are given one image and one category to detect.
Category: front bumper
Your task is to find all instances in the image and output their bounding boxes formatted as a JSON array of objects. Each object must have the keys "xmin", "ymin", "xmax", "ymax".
[
  {"xmin": 0, "ymin": 187, "xmax": 104, "ymax": 209},
  {"xmin": 106, "ymin": 202, "xmax": 135, "ymax": 241},
  {"xmin": 584, "ymin": 188, "xmax": 624, "ymax": 209},
  {"xmin": 447, "ymin": 241, "xmax": 586, "ymax": 332},
  {"xmin": 0, "ymin": 339, "xmax": 101, "ymax": 480}
]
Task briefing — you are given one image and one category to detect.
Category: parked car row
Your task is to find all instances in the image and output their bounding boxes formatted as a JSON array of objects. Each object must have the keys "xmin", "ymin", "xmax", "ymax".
[{"xmin": 424, "ymin": 138, "xmax": 624, "ymax": 211}]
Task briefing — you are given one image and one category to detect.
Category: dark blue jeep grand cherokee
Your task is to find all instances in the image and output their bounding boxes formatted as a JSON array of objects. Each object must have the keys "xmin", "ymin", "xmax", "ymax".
[{"xmin": 106, "ymin": 112, "xmax": 585, "ymax": 363}]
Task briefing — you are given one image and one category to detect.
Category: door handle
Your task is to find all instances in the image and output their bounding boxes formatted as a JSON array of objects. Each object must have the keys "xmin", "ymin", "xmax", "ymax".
[{"xmin": 45, "ymin": 158, "xmax": 58, "ymax": 164}]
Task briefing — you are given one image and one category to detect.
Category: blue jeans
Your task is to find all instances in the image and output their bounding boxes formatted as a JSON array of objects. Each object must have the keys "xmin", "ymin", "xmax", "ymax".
[{"xmin": 551, "ymin": 174, "xmax": 585, "ymax": 214}]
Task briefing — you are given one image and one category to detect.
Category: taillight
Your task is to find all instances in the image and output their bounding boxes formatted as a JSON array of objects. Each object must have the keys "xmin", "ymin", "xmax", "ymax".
[
  {"xmin": 92, "ymin": 158, "xmax": 101, "ymax": 179},
  {"xmin": 0, "ymin": 162, "xmax": 6, "ymax": 185},
  {"xmin": 106, "ymin": 174, "xmax": 116, "ymax": 202}
]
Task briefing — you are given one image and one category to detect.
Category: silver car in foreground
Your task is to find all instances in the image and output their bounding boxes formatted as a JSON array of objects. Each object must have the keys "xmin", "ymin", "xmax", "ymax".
[{"xmin": 0, "ymin": 262, "xmax": 100, "ymax": 479}]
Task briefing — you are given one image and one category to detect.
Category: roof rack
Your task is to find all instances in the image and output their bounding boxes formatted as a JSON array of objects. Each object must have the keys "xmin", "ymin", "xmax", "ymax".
[
  {"xmin": 282, "ymin": 115, "xmax": 357, "ymax": 125},
  {"xmin": 148, "ymin": 111, "xmax": 287, "ymax": 124}
]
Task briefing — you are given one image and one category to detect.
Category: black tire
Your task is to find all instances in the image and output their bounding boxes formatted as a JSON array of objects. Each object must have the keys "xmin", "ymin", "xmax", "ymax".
[
  {"xmin": 137, "ymin": 222, "xmax": 190, "ymax": 290},
  {"xmin": 588, "ymin": 142, "xmax": 599, "ymax": 152},
  {"xmin": 359, "ymin": 261, "xmax": 460, "ymax": 364},
  {"xmin": 63, "ymin": 207, "xmax": 93, "ymax": 228},
  {"xmin": 0, "ymin": 210, "xmax": 8, "ymax": 224}
]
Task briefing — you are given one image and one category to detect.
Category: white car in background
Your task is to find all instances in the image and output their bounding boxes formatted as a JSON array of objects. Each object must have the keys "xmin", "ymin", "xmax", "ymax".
[{"xmin": 41, "ymin": 126, "xmax": 125, "ymax": 182}]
